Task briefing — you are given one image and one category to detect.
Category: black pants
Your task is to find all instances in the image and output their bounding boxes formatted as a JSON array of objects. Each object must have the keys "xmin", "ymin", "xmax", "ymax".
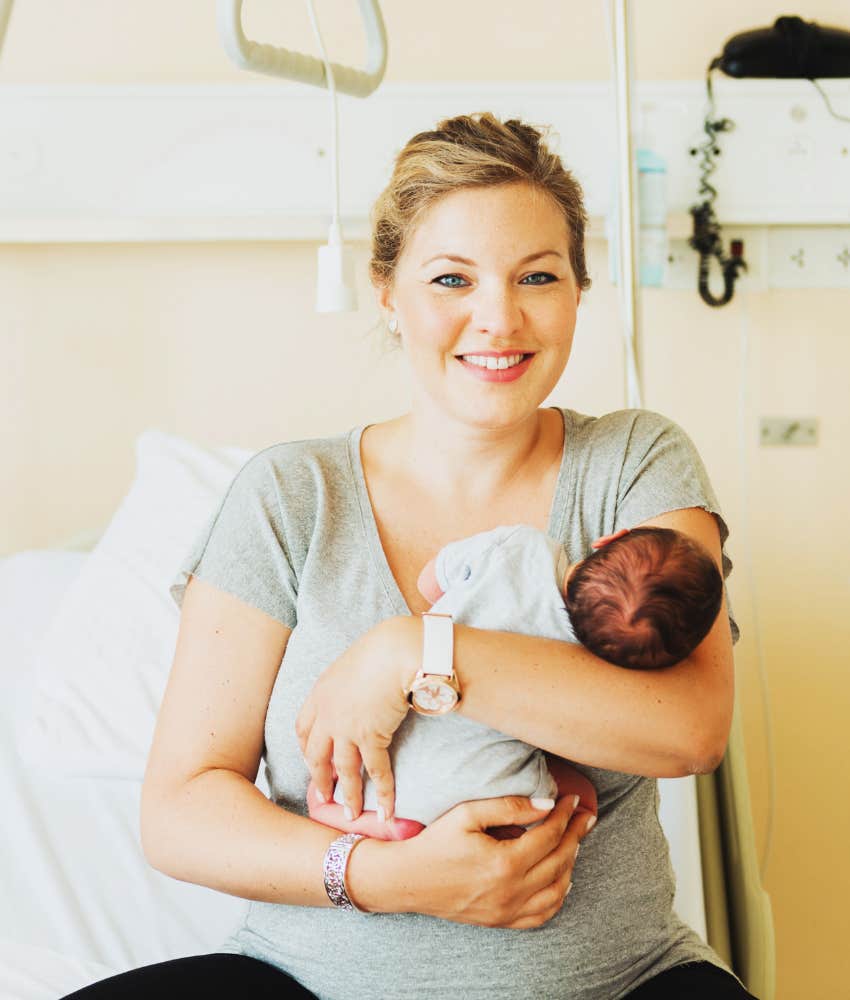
[{"xmin": 61, "ymin": 953, "xmax": 760, "ymax": 998}]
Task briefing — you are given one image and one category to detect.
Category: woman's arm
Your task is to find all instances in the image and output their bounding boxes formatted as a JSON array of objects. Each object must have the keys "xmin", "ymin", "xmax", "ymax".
[
  {"xmin": 453, "ymin": 506, "xmax": 734, "ymax": 778},
  {"xmin": 141, "ymin": 574, "xmax": 593, "ymax": 926},
  {"xmin": 141, "ymin": 575, "xmax": 341, "ymax": 906},
  {"xmin": 455, "ymin": 508, "xmax": 734, "ymax": 777},
  {"xmin": 299, "ymin": 506, "xmax": 734, "ymax": 818}
]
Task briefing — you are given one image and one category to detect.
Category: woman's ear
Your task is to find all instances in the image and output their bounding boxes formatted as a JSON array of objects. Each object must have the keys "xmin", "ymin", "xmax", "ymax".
[{"xmin": 375, "ymin": 281, "xmax": 394, "ymax": 316}]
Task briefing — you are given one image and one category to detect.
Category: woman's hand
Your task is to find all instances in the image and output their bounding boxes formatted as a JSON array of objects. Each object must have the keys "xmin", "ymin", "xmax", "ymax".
[
  {"xmin": 295, "ymin": 615, "xmax": 420, "ymax": 824},
  {"xmin": 350, "ymin": 792, "xmax": 597, "ymax": 928}
]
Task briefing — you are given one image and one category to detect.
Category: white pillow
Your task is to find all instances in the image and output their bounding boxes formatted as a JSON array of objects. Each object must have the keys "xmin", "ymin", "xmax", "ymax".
[{"xmin": 16, "ymin": 430, "xmax": 253, "ymax": 780}]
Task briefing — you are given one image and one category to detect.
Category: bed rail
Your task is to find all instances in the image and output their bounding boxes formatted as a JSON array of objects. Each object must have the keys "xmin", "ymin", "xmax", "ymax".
[{"xmin": 697, "ymin": 698, "xmax": 776, "ymax": 999}]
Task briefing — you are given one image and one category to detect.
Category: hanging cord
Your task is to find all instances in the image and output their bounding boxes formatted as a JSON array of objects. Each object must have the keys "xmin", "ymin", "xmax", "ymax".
[
  {"xmin": 688, "ymin": 63, "xmax": 747, "ymax": 307},
  {"xmin": 775, "ymin": 15, "xmax": 850, "ymax": 123},
  {"xmin": 305, "ymin": 0, "xmax": 342, "ymax": 241},
  {"xmin": 809, "ymin": 78, "xmax": 850, "ymax": 123}
]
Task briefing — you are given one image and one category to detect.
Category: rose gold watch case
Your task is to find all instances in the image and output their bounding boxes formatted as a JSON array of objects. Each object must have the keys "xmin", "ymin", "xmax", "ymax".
[{"xmin": 406, "ymin": 671, "xmax": 462, "ymax": 716}]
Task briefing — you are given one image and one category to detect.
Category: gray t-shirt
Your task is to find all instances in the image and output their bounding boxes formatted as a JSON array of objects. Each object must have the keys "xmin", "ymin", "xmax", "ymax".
[{"xmin": 170, "ymin": 407, "xmax": 742, "ymax": 1000}]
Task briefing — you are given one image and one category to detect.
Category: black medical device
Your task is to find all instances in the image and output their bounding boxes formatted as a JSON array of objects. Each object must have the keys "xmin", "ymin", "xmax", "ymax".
[{"xmin": 690, "ymin": 16, "xmax": 850, "ymax": 307}]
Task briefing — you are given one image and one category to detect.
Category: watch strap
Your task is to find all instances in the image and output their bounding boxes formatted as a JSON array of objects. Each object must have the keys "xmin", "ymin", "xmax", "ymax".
[{"xmin": 421, "ymin": 613, "xmax": 454, "ymax": 678}]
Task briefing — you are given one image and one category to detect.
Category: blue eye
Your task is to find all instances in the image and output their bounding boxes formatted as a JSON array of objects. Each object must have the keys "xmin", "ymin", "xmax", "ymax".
[
  {"xmin": 432, "ymin": 272, "xmax": 557, "ymax": 288},
  {"xmin": 521, "ymin": 272, "xmax": 557, "ymax": 285}
]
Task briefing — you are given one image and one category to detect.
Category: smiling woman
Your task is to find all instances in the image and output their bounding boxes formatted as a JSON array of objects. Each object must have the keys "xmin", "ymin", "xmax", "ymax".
[
  {"xmin": 71, "ymin": 112, "xmax": 754, "ymax": 1000},
  {"xmin": 375, "ymin": 181, "xmax": 582, "ymax": 430},
  {"xmin": 367, "ymin": 114, "xmax": 590, "ymax": 438}
]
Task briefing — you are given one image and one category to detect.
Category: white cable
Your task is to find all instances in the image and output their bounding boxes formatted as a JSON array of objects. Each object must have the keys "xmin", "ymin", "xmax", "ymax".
[
  {"xmin": 605, "ymin": 0, "xmax": 643, "ymax": 407},
  {"xmin": 736, "ymin": 284, "xmax": 776, "ymax": 883},
  {"xmin": 305, "ymin": 0, "xmax": 340, "ymax": 231},
  {"xmin": 305, "ymin": 0, "xmax": 356, "ymax": 312}
]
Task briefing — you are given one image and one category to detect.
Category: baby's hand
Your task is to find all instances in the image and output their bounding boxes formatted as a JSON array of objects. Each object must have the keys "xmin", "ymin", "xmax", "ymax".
[
  {"xmin": 306, "ymin": 781, "xmax": 424, "ymax": 842},
  {"xmin": 417, "ymin": 556, "xmax": 444, "ymax": 604}
]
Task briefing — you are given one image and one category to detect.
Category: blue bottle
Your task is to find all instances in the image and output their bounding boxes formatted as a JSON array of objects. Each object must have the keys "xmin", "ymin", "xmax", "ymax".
[{"xmin": 636, "ymin": 146, "xmax": 668, "ymax": 287}]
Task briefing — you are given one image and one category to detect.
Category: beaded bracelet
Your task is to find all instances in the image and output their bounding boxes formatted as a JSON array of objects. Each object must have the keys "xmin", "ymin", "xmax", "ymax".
[{"xmin": 322, "ymin": 832, "xmax": 370, "ymax": 913}]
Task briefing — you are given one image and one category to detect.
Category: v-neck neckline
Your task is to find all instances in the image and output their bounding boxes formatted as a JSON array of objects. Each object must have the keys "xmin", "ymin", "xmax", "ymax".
[{"xmin": 347, "ymin": 407, "xmax": 574, "ymax": 617}]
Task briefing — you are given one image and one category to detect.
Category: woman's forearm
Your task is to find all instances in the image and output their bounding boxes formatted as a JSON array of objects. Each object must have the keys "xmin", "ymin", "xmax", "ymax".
[
  {"xmin": 139, "ymin": 762, "xmax": 589, "ymax": 926},
  {"xmin": 140, "ymin": 767, "xmax": 401, "ymax": 909},
  {"xmin": 449, "ymin": 612, "xmax": 734, "ymax": 778}
]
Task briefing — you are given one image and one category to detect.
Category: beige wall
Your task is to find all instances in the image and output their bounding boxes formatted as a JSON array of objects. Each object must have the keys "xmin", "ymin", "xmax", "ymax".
[{"xmin": 3, "ymin": 3, "xmax": 850, "ymax": 996}]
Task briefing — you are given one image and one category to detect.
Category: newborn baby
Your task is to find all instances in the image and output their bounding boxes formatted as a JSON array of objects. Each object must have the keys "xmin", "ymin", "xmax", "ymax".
[{"xmin": 309, "ymin": 524, "xmax": 723, "ymax": 840}]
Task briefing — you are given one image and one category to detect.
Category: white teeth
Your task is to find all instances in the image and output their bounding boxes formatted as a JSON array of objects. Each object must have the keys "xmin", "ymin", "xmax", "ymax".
[{"xmin": 462, "ymin": 353, "xmax": 526, "ymax": 370}]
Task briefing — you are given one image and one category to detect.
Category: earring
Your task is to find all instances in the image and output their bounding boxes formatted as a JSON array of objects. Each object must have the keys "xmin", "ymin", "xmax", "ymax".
[{"xmin": 388, "ymin": 317, "xmax": 398, "ymax": 335}]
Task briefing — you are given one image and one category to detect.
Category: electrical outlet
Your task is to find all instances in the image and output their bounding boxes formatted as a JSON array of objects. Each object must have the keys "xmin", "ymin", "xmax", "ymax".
[
  {"xmin": 759, "ymin": 417, "xmax": 819, "ymax": 446},
  {"xmin": 663, "ymin": 239, "xmax": 697, "ymax": 291},
  {"xmin": 767, "ymin": 227, "xmax": 850, "ymax": 288}
]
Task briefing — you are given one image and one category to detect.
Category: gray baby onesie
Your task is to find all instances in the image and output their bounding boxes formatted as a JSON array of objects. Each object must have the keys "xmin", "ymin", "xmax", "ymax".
[{"xmin": 333, "ymin": 524, "xmax": 573, "ymax": 823}]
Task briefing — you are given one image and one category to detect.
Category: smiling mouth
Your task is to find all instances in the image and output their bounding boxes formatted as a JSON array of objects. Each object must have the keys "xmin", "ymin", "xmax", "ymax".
[{"xmin": 456, "ymin": 352, "xmax": 533, "ymax": 371}]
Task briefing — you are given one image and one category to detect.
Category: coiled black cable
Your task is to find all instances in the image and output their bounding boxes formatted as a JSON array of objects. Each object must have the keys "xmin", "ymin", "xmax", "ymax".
[{"xmin": 688, "ymin": 63, "xmax": 748, "ymax": 307}]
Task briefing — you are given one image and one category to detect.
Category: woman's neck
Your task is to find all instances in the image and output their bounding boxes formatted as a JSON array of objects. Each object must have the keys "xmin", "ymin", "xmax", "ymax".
[{"xmin": 369, "ymin": 406, "xmax": 563, "ymax": 508}]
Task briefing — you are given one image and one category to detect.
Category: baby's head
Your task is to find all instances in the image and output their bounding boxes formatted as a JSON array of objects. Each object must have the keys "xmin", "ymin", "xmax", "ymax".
[{"xmin": 564, "ymin": 527, "xmax": 723, "ymax": 670}]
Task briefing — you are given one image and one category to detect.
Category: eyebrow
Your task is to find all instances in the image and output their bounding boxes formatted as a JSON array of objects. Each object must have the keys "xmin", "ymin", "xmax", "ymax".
[{"xmin": 421, "ymin": 250, "xmax": 565, "ymax": 268}]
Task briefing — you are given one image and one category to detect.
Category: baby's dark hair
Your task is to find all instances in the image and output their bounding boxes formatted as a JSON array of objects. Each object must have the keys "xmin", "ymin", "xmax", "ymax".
[{"xmin": 565, "ymin": 527, "xmax": 723, "ymax": 670}]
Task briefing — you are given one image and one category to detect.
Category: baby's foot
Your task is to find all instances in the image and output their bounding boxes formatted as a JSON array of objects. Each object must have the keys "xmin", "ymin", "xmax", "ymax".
[
  {"xmin": 545, "ymin": 754, "xmax": 599, "ymax": 818},
  {"xmin": 306, "ymin": 781, "xmax": 424, "ymax": 841}
]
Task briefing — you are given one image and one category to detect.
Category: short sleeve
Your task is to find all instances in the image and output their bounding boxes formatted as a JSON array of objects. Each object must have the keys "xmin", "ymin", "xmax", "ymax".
[
  {"xmin": 169, "ymin": 452, "xmax": 298, "ymax": 628},
  {"xmin": 614, "ymin": 411, "xmax": 739, "ymax": 643}
]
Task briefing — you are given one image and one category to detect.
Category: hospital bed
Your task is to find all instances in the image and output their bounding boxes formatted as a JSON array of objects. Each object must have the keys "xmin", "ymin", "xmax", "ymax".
[{"xmin": 0, "ymin": 429, "xmax": 775, "ymax": 1000}]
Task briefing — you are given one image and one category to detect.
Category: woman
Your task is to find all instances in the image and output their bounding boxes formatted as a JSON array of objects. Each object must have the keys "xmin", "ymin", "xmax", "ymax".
[{"xmin": 65, "ymin": 113, "xmax": 756, "ymax": 999}]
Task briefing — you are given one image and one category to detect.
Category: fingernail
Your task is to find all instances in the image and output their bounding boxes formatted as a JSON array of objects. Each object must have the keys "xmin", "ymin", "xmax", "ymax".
[
  {"xmin": 574, "ymin": 843, "xmax": 581, "ymax": 859},
  {"xmin": 571, "ymin": 795, "xmax": 580, "ymax": 810},
  {"xmin": 585, "ymin": 814, "xmax": 597, "ymax": 834},
  {"xmin": 315, "ymin": 790, "xmax": 326, "ymax": 804},
  {"xmin": 531, "ymin": 797, "xmax": 555, "ymax": 810},
  {"xmin": 377, "ymin": 805, "xmax": 386, "ymax": 823},
  {"xmin": 344, "ymin": 805, "xmax": 353, "ymax": 821},
  {"xmin": 566, "ymin": 881, "xmax": 574, "ymax": 896}
]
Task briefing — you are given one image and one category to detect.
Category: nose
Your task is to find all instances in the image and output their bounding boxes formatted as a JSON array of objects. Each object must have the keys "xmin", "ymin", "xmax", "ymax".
[{"xmin": 472, "ymin": 280, "xmax": 523, "ymax": 338}]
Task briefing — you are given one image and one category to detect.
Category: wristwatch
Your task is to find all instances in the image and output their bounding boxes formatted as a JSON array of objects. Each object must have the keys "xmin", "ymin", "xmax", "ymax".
[{"xmin": 406, "ymin": 612, "xmax": 461, "ymax": 716}]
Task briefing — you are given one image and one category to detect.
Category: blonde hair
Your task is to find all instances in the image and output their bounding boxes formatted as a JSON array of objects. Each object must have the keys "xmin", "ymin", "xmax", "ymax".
[{"xmin": 369, "ymin": 111, "xmax": 592, "ymax": 292}]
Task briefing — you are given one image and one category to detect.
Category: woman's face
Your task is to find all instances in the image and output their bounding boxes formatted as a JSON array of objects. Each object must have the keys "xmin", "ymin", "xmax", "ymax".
[{"xmin": 378, "ymin": 182, "xmax": 581, "ymax": 431}]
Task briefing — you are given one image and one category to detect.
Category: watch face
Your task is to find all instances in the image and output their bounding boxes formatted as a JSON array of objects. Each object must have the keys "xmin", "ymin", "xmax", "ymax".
[{"xmin": 411, "ymin": 680, "xmax": 458, "ymax": 714}]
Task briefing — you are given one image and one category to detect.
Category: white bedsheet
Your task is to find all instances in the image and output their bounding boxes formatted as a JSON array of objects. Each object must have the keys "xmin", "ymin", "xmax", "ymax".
[
  {"xmin": 1, "ymin": 551, "xmax": 247, "ymax": 997},
  {"xmin": 0, "ymin": 939, "xmax": 118, "ymax": 1000}
]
